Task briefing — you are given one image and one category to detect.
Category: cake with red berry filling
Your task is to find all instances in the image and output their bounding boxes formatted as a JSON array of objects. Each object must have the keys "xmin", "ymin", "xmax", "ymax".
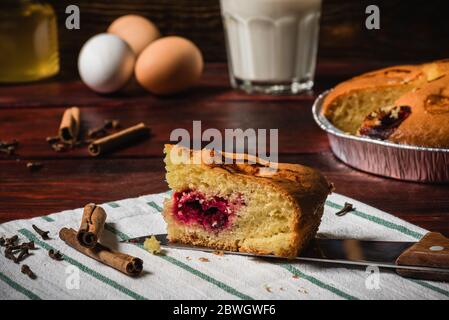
[{"xmin": 163, "ymin": 144, "xmax": 331, "ymax": 258}]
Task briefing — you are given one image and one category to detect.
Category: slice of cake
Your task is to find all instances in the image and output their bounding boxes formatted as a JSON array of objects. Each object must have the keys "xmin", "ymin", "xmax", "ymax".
[{"xmin": 162, "ymin": 144, "xmax": 331, "ymax": 258}]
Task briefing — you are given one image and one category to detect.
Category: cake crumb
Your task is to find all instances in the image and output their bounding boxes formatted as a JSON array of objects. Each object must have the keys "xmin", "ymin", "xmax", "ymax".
[
  {"xmin": 292, "ymin": 275, "xmax": 300, "ymax": 279},
  {"xmin": 263, "ymin": 284, "xmax": 272, "ymax": 293},
  {"xmin": 298, "ymin": 287, "xmax": 308, "ymax": 294},
  {"xmin": 143, "ymin": 236, "xmax": 161, "ymax": 255},
  {"xmin": 213, "ymin": 250, "xmax": 225, "ymax": 256},
  {"xmin": 199, "ymin": 257, "xmax": 210, "ymax": 262},
  {"xmin": 186, "ymin": 256, "xmax": 191, "ymax": 261}
]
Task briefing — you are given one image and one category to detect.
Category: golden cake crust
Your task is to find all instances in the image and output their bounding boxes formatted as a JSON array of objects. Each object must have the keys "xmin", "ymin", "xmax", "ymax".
[
  {"xmin": 323, "ymin": 65, "xmax": 422, "ymax": 108},
  {"xmin": 322, "ymin": 60, "xmax": 449, "ymax": 148},
  {"xmin": 163, "ymin": 144, "xmax": 332, "ymax": 258}
]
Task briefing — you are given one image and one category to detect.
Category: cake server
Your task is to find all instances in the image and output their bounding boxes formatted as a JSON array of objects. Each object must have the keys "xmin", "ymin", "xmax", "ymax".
[{"xmin": 122, "ymin": 232, "xmax": 449, "ymax": 281}]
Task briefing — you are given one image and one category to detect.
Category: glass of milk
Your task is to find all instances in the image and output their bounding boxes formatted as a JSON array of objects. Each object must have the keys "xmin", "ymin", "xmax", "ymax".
[{"xmin": 220, "ymin": 0, "xmax": 322, "ymax": 94}]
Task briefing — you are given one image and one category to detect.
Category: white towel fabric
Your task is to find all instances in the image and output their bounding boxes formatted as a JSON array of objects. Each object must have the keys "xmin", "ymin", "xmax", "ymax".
[{"xmin": 0, "ymin": 191, "xmax": 448, "ymax": 300}]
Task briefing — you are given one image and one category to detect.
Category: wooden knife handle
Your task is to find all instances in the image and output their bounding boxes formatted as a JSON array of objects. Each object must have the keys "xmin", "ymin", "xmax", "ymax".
[{"xmin": 396, "ymin": 232, "xmax": 449, "ymax": 282}]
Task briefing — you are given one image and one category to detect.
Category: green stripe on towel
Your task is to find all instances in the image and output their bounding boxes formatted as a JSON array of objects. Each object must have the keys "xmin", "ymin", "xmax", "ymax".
[
  {"xmin": 325, "ymin": 200, "xmax": 423, "ymax": 240},
  {"xmin": 411, "ymin": 280, "xmax": 449, "ymax": 298},
  {"xmin": 104, "ymin": 224, "xmax": 253, "ymax": 300},
  {"xmin": 147, "ymin": 201, "xmax": 163, "ymax": 213},
  {"xmin": 18, "ymin": 229, "xmax": 147, "ymax": 301},
  {"xmin": 0, "ymin": 271, "xmax": 41, "ymax": 300},
  {"xmin": 40, "ymin": 216, "xmax": 55, "ymax": 222},
  {"xmin": 107, "ymin": 202, "xmax": 120, "ymax": 208},
  {"xmin": 281, "ymin": 264, "xmax": 359, "ymax": 300}
]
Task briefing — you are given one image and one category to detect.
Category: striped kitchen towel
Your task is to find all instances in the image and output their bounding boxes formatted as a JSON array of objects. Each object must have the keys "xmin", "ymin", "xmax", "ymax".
[{"xmin": 0, "ymin": 191, "xmax": 448, "ymax": 300}]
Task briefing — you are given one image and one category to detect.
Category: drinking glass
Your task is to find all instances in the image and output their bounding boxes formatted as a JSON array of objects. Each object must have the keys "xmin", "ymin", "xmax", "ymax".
[{"xmin": 220, "ymin": 0, "xmax": 322, "ymax": 94}]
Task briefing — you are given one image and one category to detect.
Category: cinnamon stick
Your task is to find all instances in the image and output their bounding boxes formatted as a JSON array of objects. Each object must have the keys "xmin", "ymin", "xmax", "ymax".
[
  {"xmin": 77, "ymin": 204, "xmax": 107, "ymax": 248},
  {"xmin": 59, "ymin": 228, "xmax": 143, "ymax": 276},
  {"xmin": 88, "ymin": 123, "xmax": 150, "ymax": 156},
  {"xmin": 59, "ymin": 107, "xmax": 80, "ymax": 143}
]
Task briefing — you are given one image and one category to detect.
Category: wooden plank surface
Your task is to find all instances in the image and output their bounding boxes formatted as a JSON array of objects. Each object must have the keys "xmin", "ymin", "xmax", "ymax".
[
  {"xmin": 1, "ymin": 63, "xmax": 448, "ymax": 237},
  {"xmin": 38, "ymin": 0, "xmax": 449, "ymax": 78},
  {"xmin": 0, "ymin": 100, "xmax": 329, "ymax": 158},
  {"xmin": 0, "ymin": 61, "xmax": 389, "ymax": 108}
]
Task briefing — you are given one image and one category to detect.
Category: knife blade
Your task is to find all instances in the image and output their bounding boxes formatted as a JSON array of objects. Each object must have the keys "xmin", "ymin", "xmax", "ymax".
[{"xmin": 121, "ymin": 234, "xmax": 449, "ymax": 274}]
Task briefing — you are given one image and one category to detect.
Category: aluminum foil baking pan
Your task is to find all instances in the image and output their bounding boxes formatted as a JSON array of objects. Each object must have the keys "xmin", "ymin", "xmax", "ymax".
[{"xmin": 312, "ymin": 91, "xmax": 449, "ymax": 183}]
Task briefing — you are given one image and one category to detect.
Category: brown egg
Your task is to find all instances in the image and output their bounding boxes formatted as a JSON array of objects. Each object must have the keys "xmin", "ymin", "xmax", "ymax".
[
  {"xmin": 135, "ymin": 36, "xmax": 204, "ymax": 95},
  {"xmin": 108, "ymin": 15, "xmax": 160, "ymax": 55}
]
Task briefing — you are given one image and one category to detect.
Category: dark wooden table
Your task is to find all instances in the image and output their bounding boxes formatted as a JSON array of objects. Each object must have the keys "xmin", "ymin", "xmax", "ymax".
[{"xmin": 1, "ymin": 62, "xmax": 448, "ymax": 236}]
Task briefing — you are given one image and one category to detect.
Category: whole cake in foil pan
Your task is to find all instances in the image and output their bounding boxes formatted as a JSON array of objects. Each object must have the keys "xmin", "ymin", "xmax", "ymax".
[
  {"xmin": 322, "ymin": 60, "xmax": 449, "ymax": 148},
  {"xmin": 314, "ymin": 60, "xmax": 449, "ymax": 183}
]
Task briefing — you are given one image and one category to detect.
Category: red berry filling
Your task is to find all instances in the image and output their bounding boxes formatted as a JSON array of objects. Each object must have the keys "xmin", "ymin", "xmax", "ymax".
[{"xmin": 172, "ymin": 190, "xmax": 243, "ymax": 231}]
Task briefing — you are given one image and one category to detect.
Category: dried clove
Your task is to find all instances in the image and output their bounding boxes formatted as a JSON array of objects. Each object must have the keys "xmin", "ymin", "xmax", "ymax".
[
  {"xmin": 88, "ymin": 127, "xmax": 107, "ymax": 139},
  {"xmin": 46, "ymin": 136, "xmax": 60, "ymax": 144},
  {"xmin": 0, "ymin": 140, "xmax": 18, "ymax": 148},
  {"xmin": 27, "ymin": 162, "xmax": 44, "ymax": 172},
  {"xmin": 6, "ymin": 242, "xmax": 35, "ymax": 253},
  {"xmin": 72, "ymin": 139, "xmax": 94, "ymax": 150},
  {"xmin": 32, "ymin": 225, "xmax": 50, "ymax": 240},
  {"xmin": 0, "ymin": 146, "xmax": 15, "ymax": 155},
  {"xmin": 88, "ymin": 119, "xmax": 120, "ymax": 139},
  {"xmin": 48, "ymin": 137, "xmax": 90, "ymax": 153},
  {"xmin": 0, "ymin": 140, "xmax": 18, "ymax": 150},
  {"xmin": 21, "ymin": 265, "xmax": 36, "ymax": 279},
  {"xmin": 104, "ymin": 119, "xmax": 120, "ymax": 130},
  {"xmin": 4, "ymin": 247, "xmax": 15, "ymax": 260},
  {"xmin": 14, "ymin": 248, "xmax": 30, "ymax": 264},
  {"xmin": 3, "ymin": 239, "xmax": 36, "ymax": 262},
  {"xmin": 5, "ymin": 244, "xmax": 22, "ymax": 252},
  {"xmin": 0, "ymin": 140, "xmax": 18, "ymax": 155},
  {"xmin": 51, "ymin": 143, "xmax": 67, "ymax": 153},
  {"xmin": 49, "ymin": 249, "xmax": 64, "ymax": 261},
  {"xmin": 48, "ymin": 135, "xmax": 88, "ymax": 151},
  {"xmin": 335, "ymin": 202, "xmax": 355, "ymax": 217},
  {"xmin": 5, "ymin": 235, "xmax": 18, "ymax": 247},
  {"xmin": 21, "ymin": 241, "xmax": 35, "ymax": 250}
]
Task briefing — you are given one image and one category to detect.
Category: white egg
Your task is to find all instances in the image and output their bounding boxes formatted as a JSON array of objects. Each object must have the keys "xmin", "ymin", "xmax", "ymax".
[{"xmin": 78, "ymin": 33, "xmax": 136, "ymax": 93}]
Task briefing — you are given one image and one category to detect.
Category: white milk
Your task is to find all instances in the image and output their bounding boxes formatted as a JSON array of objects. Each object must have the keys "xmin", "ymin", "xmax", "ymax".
[{"xmin": 220, "ymin": 0, "xmax": 322, "ymax": 93}]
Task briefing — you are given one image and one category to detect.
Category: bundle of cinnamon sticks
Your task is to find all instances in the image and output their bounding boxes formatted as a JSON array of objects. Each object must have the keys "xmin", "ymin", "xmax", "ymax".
[{"xmin": 59, "ymin": 204, "xmax": 143, "ymax": 276}]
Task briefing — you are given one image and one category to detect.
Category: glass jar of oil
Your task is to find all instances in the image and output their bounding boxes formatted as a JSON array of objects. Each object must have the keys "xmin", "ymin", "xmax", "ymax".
[{"xmin": 0, "ymin": 0, "xmax": 59, "ymax": 83}]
